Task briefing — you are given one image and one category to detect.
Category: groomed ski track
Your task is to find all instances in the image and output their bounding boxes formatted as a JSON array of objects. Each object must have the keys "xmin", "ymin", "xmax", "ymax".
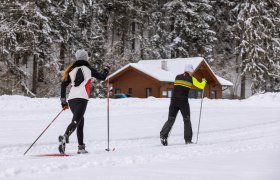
[{"xmin": 0, "ymin": 94, "xmax": 280, "ymax": 180}]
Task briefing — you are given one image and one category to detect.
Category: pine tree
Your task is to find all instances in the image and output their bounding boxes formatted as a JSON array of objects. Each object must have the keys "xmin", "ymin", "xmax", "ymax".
[
  {"xmin": 151, "ymin": 0, "xmax": 216, "ymax": 60},
  {"xmin": 0, "ymin": 1, "xmax": 37, "ymax": 96},
  {"xmin": 1, "ymin": 0, "xmax": 279, "ymax": 97},
  {"xmin": 210, "ymin": 0, "xmax": 237, "ymax": 98},
  {"xmin": 229, "ymin": 0, "xmax": 280, "ymax": 97}
]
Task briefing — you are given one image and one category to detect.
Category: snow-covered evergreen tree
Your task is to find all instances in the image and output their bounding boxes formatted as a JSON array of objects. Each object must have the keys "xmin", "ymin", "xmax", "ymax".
[
  {"xmin": 1, "ymin": 0, "xmax": 279, "ymax": 97},
  {"xmin": 229, "ymin": 0, "xmax": 280, "ymax": 97},
  {"xmin": 0, "ymin": 1, "xmax": 37, "ymax": 96},
  {"xmin": 151, "ymin": 0, "xmax": 216, "ymax": 60}
]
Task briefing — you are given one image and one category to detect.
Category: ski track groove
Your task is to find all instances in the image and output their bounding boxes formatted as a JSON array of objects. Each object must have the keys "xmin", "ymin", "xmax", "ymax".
[
  {"xmin": 1, "ymin": 118, "xmax": 279, "ymax": 151},
  {"xmin": 1, "ymin": 117, "xmax": 280, "ymax": 179}
]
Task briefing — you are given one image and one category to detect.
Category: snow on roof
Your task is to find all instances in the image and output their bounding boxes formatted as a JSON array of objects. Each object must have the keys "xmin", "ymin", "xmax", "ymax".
[
  {"xmin": 215, "ymin": 75, "xmax": 233, "ymax": 86},
  {"xmin": 108, "ymin": 57, "xmax": 233, "ymax": 86},
  {"xmin": 131, "ymin": 63, "xmax": 176, "ymax": 82},
  {"xmin": 138, "ymin": 57, "xmax": 204, "ymax": 75}
]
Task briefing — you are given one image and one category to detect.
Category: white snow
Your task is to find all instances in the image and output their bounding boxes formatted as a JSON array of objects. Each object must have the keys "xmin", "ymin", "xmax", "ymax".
[
  {"xmin": 215, "ymin": 75, "xmax": 234, "ymax": 86},
  {"xmin": 36, "ymin": 12, "xmax": 49, "ymax": 22},
  {"xmin": 0, "ymin": 93, "xmax": 280, "ymax": 180}
]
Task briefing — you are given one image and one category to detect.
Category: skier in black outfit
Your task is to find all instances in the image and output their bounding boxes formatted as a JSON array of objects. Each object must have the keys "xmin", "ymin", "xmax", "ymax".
[
  {"xmin": 160, "ymin": 64, "xmax": 207, "ymax": 146},
  {"xmin": 59, "ymin": 49, "xmax": 110, "ymax": 154}
]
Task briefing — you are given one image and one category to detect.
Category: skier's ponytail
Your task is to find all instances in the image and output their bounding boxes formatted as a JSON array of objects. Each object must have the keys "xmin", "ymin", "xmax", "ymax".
[{"xmin": 61, "ymin": 63, "xmax": 74, "ymax": 81}]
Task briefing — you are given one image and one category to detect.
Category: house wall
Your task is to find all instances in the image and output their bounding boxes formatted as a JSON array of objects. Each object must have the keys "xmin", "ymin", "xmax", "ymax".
[
  {"xmin": 204, "ymin": 84, "xmax": 222, "ymax": 99},
  {"xmin": 111, "ymin": 71, "xmax": 223, "ymax": 99},
  {"xmin": 111, "ymin": 69, "xmax": 161, "ymax": 98},
  {"xmin": 192, "ymin": 62, "xmax": 222, "ymax": 99},
  {"xmin": 159, "ymin": 84, "xmax": 222, "ymax": 99},
  {"xmin": 159, "ymin": 82, "xmax": 174, "ymax": 98},
  {"xmin": 110, "ymin": 61, "xmax": 226, "ymax": 99}
]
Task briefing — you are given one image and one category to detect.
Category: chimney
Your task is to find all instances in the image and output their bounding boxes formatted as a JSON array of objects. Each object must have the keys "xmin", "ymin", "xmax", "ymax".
[{"xmin": 161, "ymin": 60, "xmax": 168, "ymax": 71}]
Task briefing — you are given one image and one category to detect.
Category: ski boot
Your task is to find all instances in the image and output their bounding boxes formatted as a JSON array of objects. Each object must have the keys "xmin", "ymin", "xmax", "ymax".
[
  {"xmin": 58, "ymin": 135, "xmax": 67, "ymax": 154},
  {"xmin": 77, "ymin": 144, "xmax": 88, "ymax": 154},
  {"xmin": 160, "ymin": 136, "xmax": 168, "ymax": 146},
  {"xmin": 185, "ymin": 140, "xmax": 193, "ymax": 144}
]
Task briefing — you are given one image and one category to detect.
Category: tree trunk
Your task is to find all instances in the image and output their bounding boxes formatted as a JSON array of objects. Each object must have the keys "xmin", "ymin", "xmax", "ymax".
[
  {"xmin": 140, "ymin": 3, "xmax": 146, "ymax": 60},
  {"xmin": 14, "ymin": 54, "xmax": 20, "ymax": 66},
  {"xmin": 38, "ymin": 60, "xmax": 44, "ymax": 82},
  {"xmin": 239, "ymin": 24, "xmax": 246, "ymax": 100},
  {"xmin": 240, "ymin": 54, "xmax": 246, "ymax": 99},
  {"xmin": 59, "ymin": 43, "xmax": 66, "ymax": 70},
  {"xmin": 23, "ymin": 52, "xmax": 29, "ymax": 68},
  {"xmin": 240, "ymin": 74, "xmax": 246, "ymax": 99},
  {"xmin": 32, "ymin": 54, "xmax": 38, "ymax": 94},
  {"xmin": 140, "ymin": 23, "xmax": 144, "ymax": 59},
  {"xmin": 111, "ymin": 15, "xmax": 115, "ymax": 49},
  {"xmin": 121, "ymin": 25, "xmax": 126, "ymax": 55},
  {"xmin": 131, "ymin": 21, "xmax": 136, "ymax": 51}
]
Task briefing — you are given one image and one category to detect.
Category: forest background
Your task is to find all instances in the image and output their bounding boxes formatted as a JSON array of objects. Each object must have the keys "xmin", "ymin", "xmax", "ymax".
[{"xmin": 0, "ymin": 0, "xmax": 279, "ymax": 98}]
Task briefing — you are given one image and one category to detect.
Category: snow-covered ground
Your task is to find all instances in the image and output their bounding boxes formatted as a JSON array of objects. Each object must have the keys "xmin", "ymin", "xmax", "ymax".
[{"xmin": 0, "ymin": 93, "xmax": 280, "ymax": 180}]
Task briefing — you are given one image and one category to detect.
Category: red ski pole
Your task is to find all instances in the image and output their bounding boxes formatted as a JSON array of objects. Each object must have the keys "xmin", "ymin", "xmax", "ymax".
[
  {"xmin": 105, "ymin": 78, "xmax": 110, "ymax": 151},
  {"xmin": 23, "ymin": 109, "xmax": 65, "ymax": 155}
]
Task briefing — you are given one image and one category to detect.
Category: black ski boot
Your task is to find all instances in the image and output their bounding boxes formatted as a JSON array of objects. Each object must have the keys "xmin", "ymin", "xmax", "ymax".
[
  {"xmin": 160, "ymin": 136, "xmax": 168, "ymax": 146},
  {"xmin": 77, "ymin": 144, "xmax": 88, "ymax": 154},
  {"xmin": 185, "ymin": 140, "xmax": 193, "ymax": 144},
  {"xmin": 58, "ymin": 135, "xmax": 67, "ymax": 154}
]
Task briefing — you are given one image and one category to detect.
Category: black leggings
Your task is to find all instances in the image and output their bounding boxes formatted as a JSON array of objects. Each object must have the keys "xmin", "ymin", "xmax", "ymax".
[{"xmin": 64, "ymin": 98, "xmax": 88, "ymax": 145}]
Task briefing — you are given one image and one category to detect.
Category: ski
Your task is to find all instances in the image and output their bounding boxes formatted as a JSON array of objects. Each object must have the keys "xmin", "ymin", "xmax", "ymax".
[
  {"xmin": 32, "ymin": 151, "xmax": 92, "ymax": 157},
  {"xmin": 105, "ymin": 147, "xmax": 116, "ymax": 151},
  {"xmin": 34, "ymin": 153, "xmax": 72, "ymax": 157}
]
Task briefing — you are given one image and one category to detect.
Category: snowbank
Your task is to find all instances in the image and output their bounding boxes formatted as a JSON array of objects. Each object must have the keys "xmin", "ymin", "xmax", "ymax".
[{"xmin": 246, "ymin": 92, "xmax": 280, "ymax": 103}]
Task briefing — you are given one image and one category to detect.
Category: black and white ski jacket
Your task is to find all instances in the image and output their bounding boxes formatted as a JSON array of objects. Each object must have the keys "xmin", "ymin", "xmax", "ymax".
[{"xmin": 61, "ymin": 60, "xmax": 109, "ymax": 100}]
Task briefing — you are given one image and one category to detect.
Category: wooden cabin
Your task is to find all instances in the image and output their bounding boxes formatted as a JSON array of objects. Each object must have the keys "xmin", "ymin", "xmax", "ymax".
[{"xmin": 107, "ymin": 58, "xmax": 233, "ymax": 99}]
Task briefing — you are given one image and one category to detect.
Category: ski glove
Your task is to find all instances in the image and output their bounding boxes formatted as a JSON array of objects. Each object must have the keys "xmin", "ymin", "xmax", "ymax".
[
  {"xmin": 104, "ymin": 63, "xmax": 111, "ymax": 71},
  {"xmin": 61, "ymin": 98, "xmax": 69, "ymax": 110},
  {"xmin": 202, "ymin": 78, "xmax": 207, "ymax": 83}
]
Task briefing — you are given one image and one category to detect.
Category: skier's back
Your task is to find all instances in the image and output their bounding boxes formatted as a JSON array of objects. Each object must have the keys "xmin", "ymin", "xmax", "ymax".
[
  {"xmin": 59, "ymin": 49, "xmax": 110, "ymax": 154},
  {"xmin": 160, "ymin": 64, "xmax": 207, "ymax": 146}
]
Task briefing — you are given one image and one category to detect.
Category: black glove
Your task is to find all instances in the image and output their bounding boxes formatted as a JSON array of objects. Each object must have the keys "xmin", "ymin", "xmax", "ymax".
[
  {"xmin": 61, "ymin": 98, "xmax": 69, "ymax": 110},
  {"xmin": 104, "ymin": 63, "xmax": 111, "ymax": 71}
]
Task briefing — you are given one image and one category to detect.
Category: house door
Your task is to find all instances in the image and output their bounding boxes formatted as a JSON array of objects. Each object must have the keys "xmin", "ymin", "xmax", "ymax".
[
  {"xmin": 211, "ymin": 90, "xmax": 216, "ymax": 99},
  {"xmin": 146, "ymin": 88, "xmax": 152, "ymax": 97}
]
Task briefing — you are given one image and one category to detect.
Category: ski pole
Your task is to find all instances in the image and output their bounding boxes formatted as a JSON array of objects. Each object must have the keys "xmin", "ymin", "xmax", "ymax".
[
  {"xmin": 23, "ymin": 109, "xmax": 64, "ymax": 155},
  {"xmin": 195, "ymin": 89, "xmax": 205, "ymax": 144},
  {"xmin": 105, "ymin": 78, "xmax": 110, "ymax": 151}
]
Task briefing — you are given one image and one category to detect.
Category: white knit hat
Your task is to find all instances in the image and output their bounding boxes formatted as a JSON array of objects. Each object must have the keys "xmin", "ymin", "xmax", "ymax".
[
  {"xmin": 184, "ymin": 64, "xmax": 194, "ymax": 72},
  {"xmin": 75, "ymin": 49, "xmax": 88, "ymax": 61}
]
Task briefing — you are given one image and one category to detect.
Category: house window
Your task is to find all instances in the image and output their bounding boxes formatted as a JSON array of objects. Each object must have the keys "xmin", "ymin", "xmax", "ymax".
[
  {"xmin": 128, "ymin": 88, "xmax": 133, "ymax": 95},
  {"xmin": 189, "ymin": 89, "xmax": 196, "ymax": 98},
  {"xmin": 115, "ymin": 88, "xmax": 121, "ymax": 94},
  {"xmin": 197, "ymin": 90, "xmax": 203, "ymax": 98},
  {"xmin": 189, "ymin": 89, "xmax": 203, "ymax": 99},
  {"xmin": 211, "ymin": 90, "xmax": 216, "ymax": 99},
  {"xmin": 146, "ymin": 88, "xmax": 152, "ymax": 97},
  {"xmin": 166, "ymin": 88, "xmax": 173, "ymax": 98}
]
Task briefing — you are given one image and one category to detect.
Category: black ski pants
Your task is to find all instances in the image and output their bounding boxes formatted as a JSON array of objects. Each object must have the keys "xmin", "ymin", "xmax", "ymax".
[
  {"xmin": 160, "ymin": 98, "xmax": 192, "ymax": 141},
  {"xmin": 65, "ymin": 98, "xmax": 88, "ymax": 145}
]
